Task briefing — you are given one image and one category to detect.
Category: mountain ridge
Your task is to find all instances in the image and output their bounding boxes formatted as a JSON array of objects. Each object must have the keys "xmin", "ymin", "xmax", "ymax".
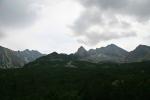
[
  {"xmin": 0, "ymin": 44, "xmax": 150, "ymax": 68},
  {"xmin": 75, "ymin": 44, "xmax": 129, "ymax": 63},
  {"xmin": 0, "ymin": 46, "xmax": 45, "ymax": 68},
  {"xmin": 125, "ymin": 44, "xmax": 150, "ymax": 62},
  {"xmin": 35, "ymin": 44, "xmax": 150, "ymax": 64}
]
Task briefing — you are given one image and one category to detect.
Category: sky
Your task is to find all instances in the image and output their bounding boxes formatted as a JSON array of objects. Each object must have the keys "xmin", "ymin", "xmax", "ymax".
[{"xmin": 0, "ymin": 0, "xmax": 150, "ymax": 54}]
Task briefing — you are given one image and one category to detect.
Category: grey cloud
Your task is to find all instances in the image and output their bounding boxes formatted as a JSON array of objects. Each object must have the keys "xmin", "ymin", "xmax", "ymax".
[
  {"xmin": 0, "ymin": 0, "xmax": 41, "ymax": 28},
  {"xmin": 0, "ymin": 30, "xmax": 4, "ymax": 38},
  {"xmin": 71, "ymin": 8, "xmax": 135, "ymax": 45},
  {"xmin": 79, "ymin": 0, "xmax": 150, "ymax": 21},
  {"xmin": 71, "ymin": 0, "xmax": 146, "ymax": 46},
  {"xmin": 120, "ymin": 21, "xmax": 131, "ymax": 29},
  {"xmin": 70, "ymin": 8, "xmax": 104, "ymax": 36},
  {"xmin": 80, "ymin": 0, "xmax": 127, "ymax": 10}
]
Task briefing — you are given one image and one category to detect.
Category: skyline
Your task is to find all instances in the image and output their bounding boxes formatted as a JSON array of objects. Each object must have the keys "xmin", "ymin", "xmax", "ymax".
[
  {"xmin": 0, "ymin": 0, "xmax": 150, "ymax": 54},
  {"xmin": 0, "ymin": 43, "xmax": 149, "ymax": 55}
]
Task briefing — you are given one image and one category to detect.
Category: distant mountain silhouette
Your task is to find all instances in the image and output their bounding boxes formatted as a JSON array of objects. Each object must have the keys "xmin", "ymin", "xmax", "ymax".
[
  {"xmin": 125, "ymin": 45, "xmax": 150, "ymax": 62},
  {"xmin": 74, "ymin": 44, "xmax": 150, "ymax": 63},
  {"xmin": 34, "ymin": 44, "xmax": 150, "ymax": 63},
  {"xmin": 86, "ymin": 44, "xmax": 129, "ymax": 63},
  {"xmin": 0, "ymin": 44, "xmax": 150, "ymax": 68},
  {"xmin": 18, "ymin": 49, "xmax": 45, "ymax": 63},
  {"xmin": 0, "ymin": 46, "xmax": 44, "ymax": 68},
  {"xmin": 37, "ymin": 52, "xmax": 76, "ymax": 62},
  {"xmin": 75, "ymin": 46, "xmax": 89, "ymax": 58}
]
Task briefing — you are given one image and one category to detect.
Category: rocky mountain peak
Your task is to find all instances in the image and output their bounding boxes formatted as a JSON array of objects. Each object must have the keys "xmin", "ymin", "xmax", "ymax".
[
  {"xmin": 107, "ymin": 44, "xmax": 117, "ymax": 47},
  {"xmin": 24, "ymin": 49, "xmax": 30, "ymax": 51},
  {"xmin": 106, "ymin": 44, "xmax": 121, "ymax": 49},
  {"xmin": 125, "ymin": 45, "xmax": 150, "ymax": 62},
  {"xmin": 0, "ymin": 46, "xmax": 44, "ymax": 68},
  {"xmin": 135, "ymin": 45, "xmax": 150, "ymax": 50},
  {"xmin": 75, "ymin": 46, "xmax": 88, "ymax": 58},
  {"xmin": 50, "ymin": 52, "xmax": 58, "ymax": 56},
  {"xmin": 77, "ymin": 46, "xmax": 87, "ymax": 52}
]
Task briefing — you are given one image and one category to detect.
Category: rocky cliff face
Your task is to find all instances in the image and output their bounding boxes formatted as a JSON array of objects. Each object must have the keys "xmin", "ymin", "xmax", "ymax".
[
  {"xmin": 75, "ymin": 46, "xmax": 89, "ymax": 58},
  {"xmin": 17, "ymin": 49, "xmax": 45, "ymax": 63},
  {"xmin": 75, "ymin": 44, "xmax": 129, "ymax": 63},
  {"xmin": 75, "ymin": 44, "xmax": 150, "ymax": 63},
  {"xmin": 0, "ymin": 46, "xmax": 44, "ymax": 68}
]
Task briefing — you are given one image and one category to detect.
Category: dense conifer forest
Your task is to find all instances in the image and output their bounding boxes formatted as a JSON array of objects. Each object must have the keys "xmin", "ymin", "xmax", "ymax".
[{"xmin": 0, "ymin": 60, "xmax": 150, "ymax": 100}]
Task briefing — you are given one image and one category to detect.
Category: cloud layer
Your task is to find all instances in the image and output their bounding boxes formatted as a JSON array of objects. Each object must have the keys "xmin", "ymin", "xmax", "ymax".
[
  {"xmin": 71, "ymin": 0, "xmax": 150, "ymax": 46},
  {"xmin": 80, "ymin": 0, "xmax": 150, "ymax": 21},
  {"xmin": 0, "ymin": 0, "xmax": 41, "ymax": 38}
]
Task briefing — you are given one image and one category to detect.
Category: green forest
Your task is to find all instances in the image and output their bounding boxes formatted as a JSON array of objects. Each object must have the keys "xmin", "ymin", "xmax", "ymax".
[{"xmin": 0, "ymin": 60, "xmax": 150, "ymax": 100}]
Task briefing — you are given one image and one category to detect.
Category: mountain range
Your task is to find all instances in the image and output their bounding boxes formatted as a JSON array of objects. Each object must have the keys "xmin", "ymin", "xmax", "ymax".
[
  {"xmin": 34, "ymin": 44, "xmax": 150, "ymax": 65},
  {"xmin": 0, "ymin": 44, "xmax": 150, "ymax": 68},
  {"xmin": 0, "ymin": 44, "xmax": 150, "ymax": 99},
  {"xmin": 75, "ymin": 44, "xmax": 150, "ymax": 63},
  {"xmin": 75, "ymin": 44, "xmax": 128, "ymax": 63},
  {"xmin": 0, "ymin": 46, "xmax": 44, "ymax": 68}
]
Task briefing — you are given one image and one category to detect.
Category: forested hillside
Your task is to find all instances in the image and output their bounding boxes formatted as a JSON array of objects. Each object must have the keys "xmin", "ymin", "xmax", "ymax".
[{"xmin": 0, "ymin": 60, "xmax": 150, "ymax": 100}]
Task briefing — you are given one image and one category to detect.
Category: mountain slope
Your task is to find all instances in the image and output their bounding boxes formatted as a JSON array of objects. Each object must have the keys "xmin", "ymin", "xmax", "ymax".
[
  {"xmin": 0, "ymin": 46, "xmax": 25, "ymax": 68},
  {"xmin": 0, "ymin": 46, "xmax": 44, "ymax": 68},
  {"xmin": 125, "ymin": 45, "xmax": 150, "ymax": 62},
  {"xmin": 75, "ymin": 46, "xmax": 89, "ymax": 58},
  {"xmin": 1, "ymin": 44, "xmax": 150, "ymax": 69},
  {"xmin": 76, "ymin": 44, "xmax": 129, "ymax": 63},
  {"xmin": 18, "ymin": 49, "xmax": 45, "ymax": 63},
  {"xmin": 75, "ymin": 44, "xmax": 150, "ymax": 63},
  {"xmin": 95, "ymin": 44, "xmax": 128, "ymax": 57}
]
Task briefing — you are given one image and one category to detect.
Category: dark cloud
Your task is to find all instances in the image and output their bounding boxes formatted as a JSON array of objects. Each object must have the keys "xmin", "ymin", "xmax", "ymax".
[
  {"xmin": 79, "ymin": 0, "xmax": 150, "ymax": 21},
  {"xmin": 0, "ymin": 0, "xmax": 41, "ymax": 37},
  {"xmin": 70, "ymin": 8, "xmax": 104, "ymax": 36},
  {"xmin": 71, "ymin": 0, "xmax": 150, "ymax": 46},
  {"xmin": 80, "ymin": 0, "xmax": 127, "ymax": 10}
]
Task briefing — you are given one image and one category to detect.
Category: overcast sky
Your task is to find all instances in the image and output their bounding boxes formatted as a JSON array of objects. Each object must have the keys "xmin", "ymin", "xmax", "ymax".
[{"xmin": 0, "ymin": 0, "xmax": 150, "ymax": 54}]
